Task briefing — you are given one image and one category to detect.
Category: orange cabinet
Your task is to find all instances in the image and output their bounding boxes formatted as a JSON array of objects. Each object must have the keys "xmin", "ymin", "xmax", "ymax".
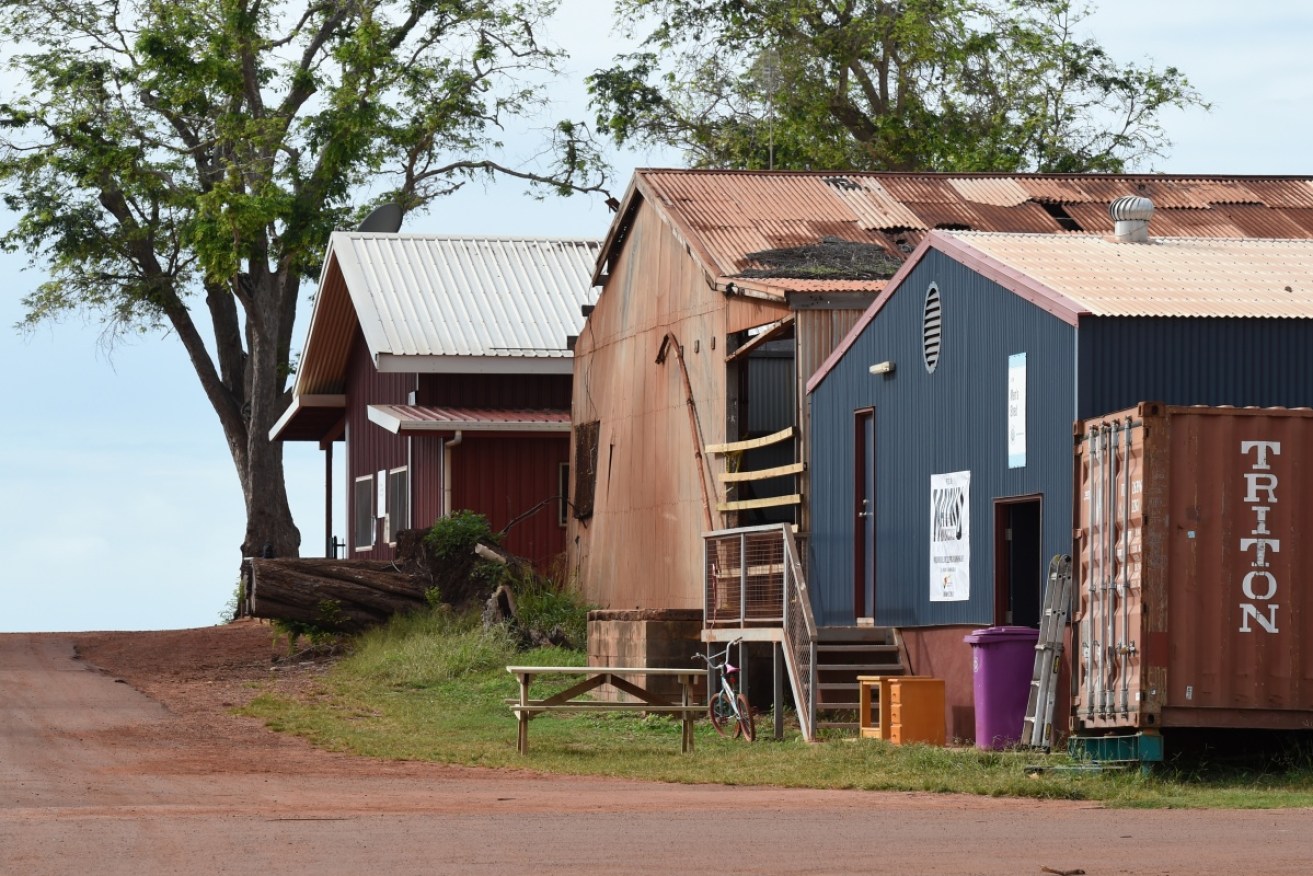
[{"xmin": 859, "ymin": 676, "xmax": 945, "ymax": 745}]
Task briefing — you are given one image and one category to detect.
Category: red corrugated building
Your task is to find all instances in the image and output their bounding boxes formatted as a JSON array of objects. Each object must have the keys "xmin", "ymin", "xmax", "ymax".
[{"xmin": 272, "ymin": 233, "xmax": 601, "ymax": 570}]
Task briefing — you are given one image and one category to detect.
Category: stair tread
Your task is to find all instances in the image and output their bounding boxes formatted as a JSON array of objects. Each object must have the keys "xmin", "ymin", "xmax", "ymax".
[
  {"xmin": 817, "ymin": 644, "xmax": 899, "ymax": 652},
  {"xmin": 817, "ymin": 664, "xmax": 904, "ymax": 673}
]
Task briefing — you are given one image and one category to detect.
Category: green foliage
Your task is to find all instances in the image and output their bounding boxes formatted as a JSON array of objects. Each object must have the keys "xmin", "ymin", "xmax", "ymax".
[
  {"xmin": 424, "ymin": 511, "xmax": 502, "ymax": 563},
  {"xmin": 511, "ymin": 576, "xmax": 594, "ymax": 649},
  {"xmin": 272, "ymin": 617, "xmax": 342, "ymax": 654},
  {"xmin": 338, "ymin": 606, "xmax": 521, "ymax": 690},
  {"xmin": 218, "ymin": 575, "xmax": 243, "ymax": 624},
  {"xmin": 590, "ymin": 0, "xmax": 1206, "ymax": 172},
  {"xmin": 0, "ymin": 0, "xmax": 613, "ymax": 556}
]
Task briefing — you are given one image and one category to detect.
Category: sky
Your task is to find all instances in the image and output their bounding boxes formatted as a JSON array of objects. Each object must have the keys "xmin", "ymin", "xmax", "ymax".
[{"xmin": 2, "ymin": 0, "xmax": 1311, "ymax": 632}]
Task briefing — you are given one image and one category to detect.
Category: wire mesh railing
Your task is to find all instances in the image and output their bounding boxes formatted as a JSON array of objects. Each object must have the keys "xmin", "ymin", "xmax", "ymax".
[{"xmin": 703, "ymin": 524, "xmax": 818, "ymax": 741}]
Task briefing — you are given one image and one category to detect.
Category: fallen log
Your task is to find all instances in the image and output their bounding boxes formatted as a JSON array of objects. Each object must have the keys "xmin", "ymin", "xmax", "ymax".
[{"xmin": 245, "ymin": 558, "xmax": 428, "ymax": 633}]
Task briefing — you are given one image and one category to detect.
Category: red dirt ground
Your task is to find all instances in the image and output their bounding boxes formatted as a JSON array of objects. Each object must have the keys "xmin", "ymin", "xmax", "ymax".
[{"xmin": 1, "ymin": 620, "xmax": 1308, "ymax": 875}]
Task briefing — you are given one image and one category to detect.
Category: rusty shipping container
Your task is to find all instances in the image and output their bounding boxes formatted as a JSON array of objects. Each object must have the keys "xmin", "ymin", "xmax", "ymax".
[{"xmin": 1074, "ymin": 403, "xmax": 1313, "ymax": 732}]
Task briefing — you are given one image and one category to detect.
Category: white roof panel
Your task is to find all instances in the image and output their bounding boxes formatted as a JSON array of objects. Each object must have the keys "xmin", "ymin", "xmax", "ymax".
[{"xmin": 329, "ymin": 232, "xmax": 602, "ymax": 362}]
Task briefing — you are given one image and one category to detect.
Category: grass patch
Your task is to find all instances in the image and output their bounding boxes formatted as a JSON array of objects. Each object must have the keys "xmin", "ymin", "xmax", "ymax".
[{"xmin": 241, "ymin": 608, "xmax": 1313, "ymax": 808}]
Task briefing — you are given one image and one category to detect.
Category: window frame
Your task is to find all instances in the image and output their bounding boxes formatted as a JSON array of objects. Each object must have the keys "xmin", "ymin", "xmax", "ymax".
[
  {"xmin": 384, "ymin": 466, "xmax": 409, "ymax": 545},
  {"xmin": 353, "ymin": 474, "xmax": 375, "ymax": 550}
]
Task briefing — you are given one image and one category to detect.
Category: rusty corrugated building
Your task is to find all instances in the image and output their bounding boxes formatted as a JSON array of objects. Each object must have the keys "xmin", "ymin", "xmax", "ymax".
[
  {"xmin": 573, "ymin": 170, "xmax": 1313, "ymax": 617},
  {"xmin": 807, "ymin": 227, "xmax": 1313, "ymax": 740},
  {"xmin": 273, "ymin": 233, "xmax": 601, "ymax": 569}
]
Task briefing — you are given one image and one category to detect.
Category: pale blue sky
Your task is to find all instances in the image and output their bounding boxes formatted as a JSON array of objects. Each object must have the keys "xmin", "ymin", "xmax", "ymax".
[{"xmin": 2, "ymin": 1, "xmax": 1310, "ymax": 632}]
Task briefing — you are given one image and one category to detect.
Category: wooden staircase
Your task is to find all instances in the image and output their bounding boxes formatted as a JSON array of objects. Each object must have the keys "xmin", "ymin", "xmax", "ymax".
[{"xmin": 814, "ymin": 626, "xmax": 906, "ymax": 732}]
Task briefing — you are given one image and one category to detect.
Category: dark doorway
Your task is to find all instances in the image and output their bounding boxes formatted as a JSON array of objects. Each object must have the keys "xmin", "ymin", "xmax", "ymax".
[
  {"xmin": 853, "ymin": 408, "xmax": 875, "ymax": 620},
  {"xmin": 994, "ymin": 497, "xmax": 1043, "ymax": 627}
]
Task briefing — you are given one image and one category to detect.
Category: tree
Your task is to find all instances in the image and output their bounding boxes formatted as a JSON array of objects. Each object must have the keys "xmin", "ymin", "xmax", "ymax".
[
  {"xmin": 0, "ymin": 0, "xmax": 611, "ymax": 560},
  {"xmin": 588, "ymin": 0, "xmax": 1205, "ymax": 172}
]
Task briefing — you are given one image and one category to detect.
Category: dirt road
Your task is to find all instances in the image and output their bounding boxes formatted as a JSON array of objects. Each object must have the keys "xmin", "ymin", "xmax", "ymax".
[{"xmin": 1, "ymin": 625, "xmax": 1308, "ymax": 875}]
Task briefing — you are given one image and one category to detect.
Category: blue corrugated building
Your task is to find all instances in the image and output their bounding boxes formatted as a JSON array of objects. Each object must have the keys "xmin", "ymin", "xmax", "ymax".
[{"xmin": 806, "ymin": 221, "xmax": 1313, "ymax": 737}]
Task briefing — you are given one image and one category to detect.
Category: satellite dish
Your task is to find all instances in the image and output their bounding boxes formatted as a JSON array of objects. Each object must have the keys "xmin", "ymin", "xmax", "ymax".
[{"xmin": 357, "ymin": 203, "xmax": 403, "ymax": 233}]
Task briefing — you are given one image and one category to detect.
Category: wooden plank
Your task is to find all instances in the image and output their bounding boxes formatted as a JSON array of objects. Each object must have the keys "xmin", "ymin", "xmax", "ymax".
[
  {"xmin": 716, "ymin": 493, "xmax": 802, "ymax": 512},
  {"xmin": 720, "ymin": 462, "xmax": 805, "ymax": 483},
  {"xmin": 705, "ymin": 426, "xmax": 794, "ymax": 454}
]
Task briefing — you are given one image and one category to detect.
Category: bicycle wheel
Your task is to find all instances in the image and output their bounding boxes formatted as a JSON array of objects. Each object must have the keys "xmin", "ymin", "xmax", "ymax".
[
  {"xmin": 709, "ymin": 691, "xmax": 741, "ymax": 738},
  {"xmin": 735, "ymin": 693, "xmax": 756, "ymax": 742}
]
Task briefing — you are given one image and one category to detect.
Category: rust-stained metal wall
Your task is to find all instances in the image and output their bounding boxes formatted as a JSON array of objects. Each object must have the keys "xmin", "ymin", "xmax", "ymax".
[
  {"xmin": 1075, "ymin": 403, "xmax": 1313, "ymax": 731},
  {"xmin": 569, "ymin": 204, "xmax": 791, "ymax": 609},
  {"xmin": 795, "ymin": 306, "xmax": 867, "ymax": 535}
]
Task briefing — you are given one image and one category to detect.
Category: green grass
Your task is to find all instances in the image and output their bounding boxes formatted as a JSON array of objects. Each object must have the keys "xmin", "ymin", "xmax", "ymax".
[{"xmin": 241, "ymin": 608, "xmax": 1313, "ymax": 808}]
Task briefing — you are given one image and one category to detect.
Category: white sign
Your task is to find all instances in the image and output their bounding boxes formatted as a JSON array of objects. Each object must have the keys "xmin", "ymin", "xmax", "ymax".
[
  {"xmin": 1007, "ymin": 353, "xmax": 1026, "ymax": 468},
  {"xmin": 930, "ymin": 471, "xmax": 970, "ymax": 602}
]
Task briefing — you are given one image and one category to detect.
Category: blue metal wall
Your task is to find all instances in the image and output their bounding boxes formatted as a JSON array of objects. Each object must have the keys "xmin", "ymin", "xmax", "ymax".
[
  {"xmin": 808, "ymin": 251, "xmax": 1077, "ymax": 627},
  {"xmin": 1078, "ymin": 317, "xmax": 1313, "ymax": 418}
]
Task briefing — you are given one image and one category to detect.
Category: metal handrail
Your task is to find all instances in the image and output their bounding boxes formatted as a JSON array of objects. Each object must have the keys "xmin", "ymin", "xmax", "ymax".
[{"xmin": 703, "ymin": 523, "xmax": 817, "ymax": 741}]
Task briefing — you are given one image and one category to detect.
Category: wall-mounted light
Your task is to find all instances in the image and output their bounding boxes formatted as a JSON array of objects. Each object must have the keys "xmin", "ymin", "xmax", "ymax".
[{"xmin": 869, "ymin": 360, "xmax": 895, "ymax": 376}]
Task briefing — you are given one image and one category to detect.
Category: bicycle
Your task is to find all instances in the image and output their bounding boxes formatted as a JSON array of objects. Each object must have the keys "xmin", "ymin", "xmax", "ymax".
[{"xmin": 694, "ymin": 641, "xmax": 755, "ymax": 741}]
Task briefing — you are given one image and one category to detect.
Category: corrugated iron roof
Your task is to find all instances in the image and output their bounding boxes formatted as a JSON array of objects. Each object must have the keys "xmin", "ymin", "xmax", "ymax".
[
  {"xmin": 942, "ymin": 232, "xmax": 1313, "ymax": 319},
  {"xmin": 946, "ymin": 177, "xmax": 1031, "ymax": 207},
  {"xmin": 294, "ymin": 234, "xmax": 601, "ymax": 396},
  {"xmin": 366, "ymin": 404, "xmax": 571, "ymax": 434},
  {"xmin": 808, "ymin": 230, "xmax": 1313, "ymax": 396},
  {"xmin": 605, "ymin": 171, "xmax": 1313, "ymax": 297},
  {"xmin": 337, "ymin": 234, "xmax": 599, "ymax": 360}
]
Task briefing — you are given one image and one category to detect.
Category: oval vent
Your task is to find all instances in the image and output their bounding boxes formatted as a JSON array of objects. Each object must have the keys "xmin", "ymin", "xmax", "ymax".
[{"xmin": 922, "ymin": 283, "xmax": 942, "ymax": 373}]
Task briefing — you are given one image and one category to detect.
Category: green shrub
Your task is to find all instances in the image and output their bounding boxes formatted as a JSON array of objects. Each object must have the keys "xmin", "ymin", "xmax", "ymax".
[
  {"xmin": 511, "ymin": 576, "xmax": 594, "ymax": 649},
  {"xmin": 424, "ymin": 510, "xmax": 501, "ymax": 562}
]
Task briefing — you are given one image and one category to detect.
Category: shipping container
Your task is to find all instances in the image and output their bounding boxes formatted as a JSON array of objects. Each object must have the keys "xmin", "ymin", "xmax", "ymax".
[{"xmin": 1074, "ymin": 402, "xmax": 1313, "ymax": 731}]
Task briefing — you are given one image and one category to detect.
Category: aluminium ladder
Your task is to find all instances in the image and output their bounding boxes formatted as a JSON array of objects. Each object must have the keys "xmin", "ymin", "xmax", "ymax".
[{"xmin": 1022, "ymin": 554, "xmax": 1072, "ymax": 750}]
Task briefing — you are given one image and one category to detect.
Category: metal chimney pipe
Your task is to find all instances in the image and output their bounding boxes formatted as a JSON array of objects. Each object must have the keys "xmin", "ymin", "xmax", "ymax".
[{"xmin": 1109, "ymin": 195, "xmax": 1155, "ymax": 243}]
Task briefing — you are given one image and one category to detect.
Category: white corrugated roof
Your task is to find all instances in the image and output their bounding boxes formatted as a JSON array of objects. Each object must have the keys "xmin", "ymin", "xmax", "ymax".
[
  {"xmin": 941, "ymin": 232, "xmax": 1313, "ymax": 319},
  {"xmin": 328, "ymin": 233, "xmax": 601, "ymax": 366}
]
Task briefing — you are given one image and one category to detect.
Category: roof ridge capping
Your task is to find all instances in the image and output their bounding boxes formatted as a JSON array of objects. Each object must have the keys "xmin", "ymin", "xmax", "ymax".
[{"xmin": 336, "ymin": 231, "xmax": 602, "ymax": 243}]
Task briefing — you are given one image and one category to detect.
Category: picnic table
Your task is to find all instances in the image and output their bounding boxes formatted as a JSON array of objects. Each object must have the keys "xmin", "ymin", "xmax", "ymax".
[{"xmin": 506, "ymin": 665, "xmax": 707, "ymax": 754}]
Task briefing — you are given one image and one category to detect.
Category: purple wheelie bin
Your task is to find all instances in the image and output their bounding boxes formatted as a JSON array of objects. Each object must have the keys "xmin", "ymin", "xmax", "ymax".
[{"xmin": 963, "ymin": 626, "xmax": 1038, "ymax": 749}]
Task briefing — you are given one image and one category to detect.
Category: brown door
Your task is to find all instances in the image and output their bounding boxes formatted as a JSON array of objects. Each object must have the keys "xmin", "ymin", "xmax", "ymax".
[
  {"xmin": 853, "ymin": 408, "xmax": 875, "ymax": 620},
  {"xmin": 994, "ymin": 497, "xmax": 1043, "ymax": 626}
]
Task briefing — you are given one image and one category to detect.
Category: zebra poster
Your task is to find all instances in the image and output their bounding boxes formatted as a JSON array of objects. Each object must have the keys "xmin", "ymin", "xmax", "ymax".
[{"xmin": 930, "ymin": 471, "xmax": 970, "ymax": 602}]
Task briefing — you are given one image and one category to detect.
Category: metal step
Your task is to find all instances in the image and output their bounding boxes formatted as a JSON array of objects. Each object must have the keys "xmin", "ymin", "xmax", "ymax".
[
  {"xmin": 817, "ymin": 643, "xmax": 899, "ymax": 653},
  {"xmin": 816, "ymin": 663, "xmax": 903, "ymax": 675}
]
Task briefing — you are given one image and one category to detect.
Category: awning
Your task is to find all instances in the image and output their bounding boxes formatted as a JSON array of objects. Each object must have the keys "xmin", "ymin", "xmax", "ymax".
[
  {"xmin": 366, "ymin": 404, "xmax": 571, "ymax": 435},
  {"xmin": 269, "ymin": 394, "xmax": 346, "ymax": 442}
]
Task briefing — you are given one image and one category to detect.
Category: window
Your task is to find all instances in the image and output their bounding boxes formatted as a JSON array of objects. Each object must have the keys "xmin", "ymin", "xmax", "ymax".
[
  {"xmin": 353, "ymin": 475, "xmax": 374, "ymax": 550},
  {"xmin": 922, "ymin": 283, "xmax": 942, "ymax": 374},
  {"xmin": 573, "ymin": 421, "xmax": 600, "ymax": 519},
  {"xmin": 385, "ymin": 467, "xmax": 409, "ymax": 544}
]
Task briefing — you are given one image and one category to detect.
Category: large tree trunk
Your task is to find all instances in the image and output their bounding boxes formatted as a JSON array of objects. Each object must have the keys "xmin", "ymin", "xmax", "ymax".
[
  {"xmin": 237, "ymin": 267, "xmax": 303, "ymax": 560},
  {"xmin": 178, "ymin": 269, "xmax": 304, "ymax": 563},
  {"xmin": 245, "ymin": 558, "xmax": 427, "ymax": 633},
  {"xmin": 239, "ymin": 437, "xmax": 302, "ymax": 560}
]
